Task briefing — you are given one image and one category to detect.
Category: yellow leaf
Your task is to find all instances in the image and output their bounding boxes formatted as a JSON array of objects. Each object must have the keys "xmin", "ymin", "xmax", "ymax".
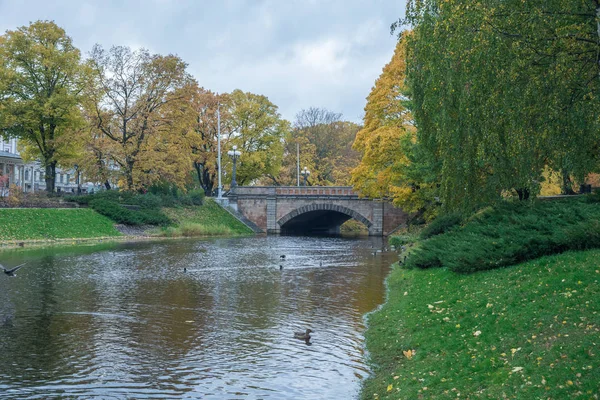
[{"xmin": 387, "ymin": 384, "xmax": 393, "ymax": 392}]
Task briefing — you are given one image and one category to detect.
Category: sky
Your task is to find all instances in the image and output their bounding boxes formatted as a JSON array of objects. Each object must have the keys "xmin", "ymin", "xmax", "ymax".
[{"xmin": 0, "ymin": 0, "xmax": 405, "ymax": 123}]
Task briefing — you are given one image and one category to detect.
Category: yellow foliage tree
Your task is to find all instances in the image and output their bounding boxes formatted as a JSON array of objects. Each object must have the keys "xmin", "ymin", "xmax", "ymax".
[
  {"xmin": 351, "ymin": 34, "xmax": 427, "ymax": 213},
  {"xmin": 85, "ymin": 45, "xmax": 195, "ymax": 191}
]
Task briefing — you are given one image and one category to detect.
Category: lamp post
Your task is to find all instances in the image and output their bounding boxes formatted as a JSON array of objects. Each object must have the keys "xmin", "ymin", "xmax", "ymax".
[
  {"xmin": 74, "ymin": 164, "xmax": 81, "ymax": 194},
  {"xmin": 300, "ymin": 167, "xmax": 310, "ymax": 186},
  {"xmin": 217, "ymin": 101, "xmax": 222, "ymax": 199},
  {"xmin": 227, "ymin": 145, "xmax": 242, "ymax": 188}
]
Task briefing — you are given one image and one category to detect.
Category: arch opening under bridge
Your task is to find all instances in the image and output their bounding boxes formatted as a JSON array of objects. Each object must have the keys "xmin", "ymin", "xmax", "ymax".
[{"xmin": 277, "ymin": 204, "xmax": 372, "ymax": 235}]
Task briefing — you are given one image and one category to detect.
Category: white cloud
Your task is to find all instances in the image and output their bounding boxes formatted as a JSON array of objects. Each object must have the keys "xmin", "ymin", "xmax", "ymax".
[{"xmin": 0, "ymin": 0, "xmax": 405, "ymax": 122}]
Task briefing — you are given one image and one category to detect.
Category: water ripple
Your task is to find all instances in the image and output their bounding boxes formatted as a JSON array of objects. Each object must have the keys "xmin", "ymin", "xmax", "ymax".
[{"xmin": 0, "ymin": 236, "xmax": 395, "ymax": 399}]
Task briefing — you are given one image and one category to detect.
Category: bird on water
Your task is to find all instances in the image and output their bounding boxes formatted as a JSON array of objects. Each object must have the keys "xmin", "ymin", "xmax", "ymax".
[
  {"xmin": 2, "ymin": 262, "xmax": 27, "ymax": 277},
  {"xmin": 280, "ymin": 255, "xmax": 286, "ymax": 260},
  {"xmin": 294, "ymin": 328, "xmax": 313, "ymax": 341}
]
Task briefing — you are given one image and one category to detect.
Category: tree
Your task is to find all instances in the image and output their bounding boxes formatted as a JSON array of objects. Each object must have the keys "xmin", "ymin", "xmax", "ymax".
[
  {"xmin": 0, "ymin": 20, "xmax": 87, "ymax": 192},
  {"xmin": 86, "ymin": 45, "xmax": 195, "ymax": 191},
  {"xmin": 401, "ymin": 0, "xmax": 600, "ymax": 211},
  {"xmin": 270, "ymin": 107, "xmax": 360, "ymax": 187},
  {"xmin": 351, "ymin": 35, "xmax": 437, "ymax": 215},
  {"xmin": 222, "ymin": 89, "xmax": 288, "ymax": 186},
  {"xmin": 187, "ymin": 87, "xmax": 228, "ymax": 195}
]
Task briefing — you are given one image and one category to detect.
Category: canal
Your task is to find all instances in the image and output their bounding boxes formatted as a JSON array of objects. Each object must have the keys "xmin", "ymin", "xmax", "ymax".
[{"xmin": 0, "ymin": 236, "xmax": 396, "ymax": 399}]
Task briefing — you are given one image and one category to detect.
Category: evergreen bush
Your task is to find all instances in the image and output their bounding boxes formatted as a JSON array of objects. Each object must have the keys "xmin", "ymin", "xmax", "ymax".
[
  {"xmin": 419, "ymin": 212, "xmax": 463, "ymax": 239},
  {"xmin": 405, "ymin": 199, "xmax": 600, "ymax": 273}
]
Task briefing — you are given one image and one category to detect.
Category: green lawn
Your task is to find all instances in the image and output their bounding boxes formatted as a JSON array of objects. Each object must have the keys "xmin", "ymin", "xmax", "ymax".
[
  {"xmin": 362, "ymin": 250, "xmax": 600, "ymax": 399},
  {"xmin": 159, "ymin": 199, "xmax": 254, "ymax": 237},
  {"xmin": 0, "ymin": 208, "xmax": 121, "ymax": 240}
]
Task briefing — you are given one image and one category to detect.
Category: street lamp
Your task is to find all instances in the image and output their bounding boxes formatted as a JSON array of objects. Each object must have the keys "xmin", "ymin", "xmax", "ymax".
[
  {"xmin": 74, "ymin": 164, "xmax": 81, "ymax": 194},
  {"xmin": 227, "ymin": 145, "xmax": 242, "ymax": 188},
  {"xmin": 300, "ymin": 167, "xmax": 310, "ymax": 186}
]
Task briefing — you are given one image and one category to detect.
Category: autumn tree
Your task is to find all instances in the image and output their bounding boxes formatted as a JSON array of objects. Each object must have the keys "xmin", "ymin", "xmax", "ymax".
[
  {"xmin": 86, "ymin": 45, "xmax": 195, "ymax": 191},
  {"xmin": 0, "ymin": 20, "xmax": 87, "ymax": 192},
  {"xmin": 187, "ymin": 87, "xmax": 229, "ymax": 195},
  {"xmin": 351, "ymin": 35, "xmax": 437, "ymax": 215},
  {"xmin": 222, "ymin": 89, "xmax": 288, "ymax": 186},
  {"xmin": 271, "ymin": 107, "xmax": 360, "ymax": 187}
]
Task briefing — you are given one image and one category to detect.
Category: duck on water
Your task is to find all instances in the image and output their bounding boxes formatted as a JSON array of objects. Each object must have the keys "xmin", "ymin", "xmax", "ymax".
[{"xmin": 294, "ymin": 329, "xmax": 313, "ymax": 344}]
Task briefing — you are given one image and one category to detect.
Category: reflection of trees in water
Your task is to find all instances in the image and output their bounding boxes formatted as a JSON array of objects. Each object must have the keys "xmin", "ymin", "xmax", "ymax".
[
  {"xmin": 1, "ymin": 236, "xmax": 393, "ymax": 397},
  {"xmin": 0, "ymin": 255, "xmax": 90, "ymax": 383}
]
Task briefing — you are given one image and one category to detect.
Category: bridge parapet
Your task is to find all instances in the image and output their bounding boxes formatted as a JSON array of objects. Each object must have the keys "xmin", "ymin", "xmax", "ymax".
[{"xmin": 232, "ymin": 186, "xmax": 359, "ymax": 198}]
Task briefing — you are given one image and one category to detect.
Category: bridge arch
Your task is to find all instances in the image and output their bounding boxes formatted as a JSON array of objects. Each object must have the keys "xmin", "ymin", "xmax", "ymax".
[{"xmin": 277, "ymin": 203, "xmax": 372, "ymax": 235}]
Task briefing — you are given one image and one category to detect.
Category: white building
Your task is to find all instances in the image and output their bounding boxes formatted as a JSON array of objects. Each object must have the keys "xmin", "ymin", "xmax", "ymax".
[{"xmin": 0, "ymin": 136, "xmax": 86, "ymax": 194}]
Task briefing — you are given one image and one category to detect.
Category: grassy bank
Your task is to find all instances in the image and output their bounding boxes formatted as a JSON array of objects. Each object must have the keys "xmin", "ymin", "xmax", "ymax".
[
  {"xmin": 0, "ymin": 208, "xmax": 121, "ymax": 240},
  {"xmin": 158, "ymin": 199, "xmax": 254, "ymax": 237},
  {"xmin": 0, "ymin": 197, "xmax": 253, "ymax": 247},
  {"xmin": 362, "ymin": 250, "xmax": 599, "ymax": 399}
]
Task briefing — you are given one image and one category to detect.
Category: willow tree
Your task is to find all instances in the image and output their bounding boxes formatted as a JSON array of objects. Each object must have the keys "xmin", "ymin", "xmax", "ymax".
[
  {"xmin": 0, "ymin": 21, "xmax": 87, "ymax": 192},
  {"xmin": 402, "ymin": 0, "xmax": 600, "ymax": 211},
  {"xmin": 86, "ymin": 45, "xmax": 195, "ymax": 191}
]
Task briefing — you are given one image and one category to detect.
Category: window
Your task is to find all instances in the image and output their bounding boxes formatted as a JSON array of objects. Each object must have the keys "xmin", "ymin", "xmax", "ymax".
[
  {"xmin": 25, "ymin": 170, "xmax": 29, "ymax": 181},
  {"xmin": 4, "ymin": 147, "xmax": 10, "ymax": 153},
  {"xmin": 66, "ymin": 174, "xmax": 70, "ymax": 183}
]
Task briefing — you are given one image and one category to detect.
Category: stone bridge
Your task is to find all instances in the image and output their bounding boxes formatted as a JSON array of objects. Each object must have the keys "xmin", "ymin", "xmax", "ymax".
[{"xmin": 228, "ymin": 186, "xmax": 408, "ymax": 236}]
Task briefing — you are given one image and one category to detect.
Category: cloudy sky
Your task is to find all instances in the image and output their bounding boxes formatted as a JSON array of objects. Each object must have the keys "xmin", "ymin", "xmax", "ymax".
[{"xmin": 0, "ymin": 0, "xmax": 404, "ymax": 122}]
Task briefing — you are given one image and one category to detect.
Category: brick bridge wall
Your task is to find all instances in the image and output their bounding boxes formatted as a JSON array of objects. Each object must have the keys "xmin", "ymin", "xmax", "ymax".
[{"xmin": 230, "ymin": 186, "xmax": 407, "ymax": 236}]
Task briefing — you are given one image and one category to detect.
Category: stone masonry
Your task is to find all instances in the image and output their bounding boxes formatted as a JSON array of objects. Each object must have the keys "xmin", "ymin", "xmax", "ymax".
[{"xmin": 229, "ymin": 186, "xmax": 408, "ymax": 236}]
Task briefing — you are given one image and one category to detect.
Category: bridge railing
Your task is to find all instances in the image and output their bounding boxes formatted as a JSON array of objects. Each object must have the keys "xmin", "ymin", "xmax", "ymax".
[{"xmin": 231, "ymin": 186, "xmax": 359, "ymax": 197}]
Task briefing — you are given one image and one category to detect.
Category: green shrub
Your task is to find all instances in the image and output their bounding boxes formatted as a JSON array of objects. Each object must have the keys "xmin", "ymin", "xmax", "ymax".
[
  {"xmin": 405, "ymin": 198, "xmax": 600, "ymax": 273},
  {"xmin": 584, "ymin": 189, "xmax": 600, "ymax": 203},
  {"xmin": 88, "ymin": 198, "xmax": 170, "ymax": 226},
  {"xmin": 64, "ymin": 195, "xmax": 91, "ymax": 205},
  {"xmin": 187, "ymin": 189, "xmax": 205, "ymax": 205},
  {"xmin": 419, "ymin": 212, "xmax": 463, "ymax": 239},
  {"xmin": 134, "ymin": 193, "xmax": 162, "ymax": 209},
  {"xmin": 136, "ymin": 209, "xmax": 171, "ymax": 226},
  {"xmin": 88, "ymin": 199, "xmax": 143, "ymax": 225},
  {"xmin": 389, "ymin": 234, "xmax": 417, "ymax": 247}
]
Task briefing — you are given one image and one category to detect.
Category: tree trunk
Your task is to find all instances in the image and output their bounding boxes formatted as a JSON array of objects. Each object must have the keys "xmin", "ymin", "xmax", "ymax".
[
  {"xmin": 44, "ymin": 161, "xmax": 56, "ymax": 193},
  {"xmin": 597, "ymin": 2, "xmax": 600, "ymax": 48},
  {"xmin": 516, "ymin": 188, "xmax": 530, "ymax": 201},
  {"xmin": 561, "ymin": 169, "xmax": 576, "ymax": 195},
  {"xmin": 194, "ymin": 161, "xmax": 214, "ymax": 195},
  {"xmin": 104, "ymin": 180, "xmax": 111, "ymax": 190},
  {"xmin": 125, "ymin": 158, "xmax": 135, "ymax": 191}
]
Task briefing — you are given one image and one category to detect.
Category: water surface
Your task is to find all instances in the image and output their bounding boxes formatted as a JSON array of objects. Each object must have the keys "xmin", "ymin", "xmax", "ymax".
[{"xmin": 0, "ymin": 236, "xmax": 395, "ymax": 399}]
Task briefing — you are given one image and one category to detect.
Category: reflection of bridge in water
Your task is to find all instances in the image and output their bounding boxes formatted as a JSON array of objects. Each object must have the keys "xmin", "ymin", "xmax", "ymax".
[{"xmin": 228, "ymin": 186, "xmax": 408, "ymax": 236}]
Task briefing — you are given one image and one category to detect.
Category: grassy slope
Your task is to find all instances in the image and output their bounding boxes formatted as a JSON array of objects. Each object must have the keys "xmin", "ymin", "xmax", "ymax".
[
  {"xmin": 362, "ymin": 250, "xmax": 599, "ymax": 399},
  {"xmin": 160, "ymin": 198, "xmax": 254, "ymax": 237},
  {"xmin": 0, "ymin": 208, "xmax": 121, "ymax": 240}
]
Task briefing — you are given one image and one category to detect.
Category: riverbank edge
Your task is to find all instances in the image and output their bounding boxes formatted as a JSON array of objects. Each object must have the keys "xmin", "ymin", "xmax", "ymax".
[
  {"xmin": 0, "ymin": 203, "xmax": 257, "ymax": 251},
  {"xmin": 359, "ymin": 249, "xmax": 600, "ymax": 399}
]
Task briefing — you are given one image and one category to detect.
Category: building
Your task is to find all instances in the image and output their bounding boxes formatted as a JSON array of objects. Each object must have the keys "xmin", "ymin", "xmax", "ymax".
[{"xmin": 0, "ymin": 136, "xmax": 89, "ymax": 194}]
